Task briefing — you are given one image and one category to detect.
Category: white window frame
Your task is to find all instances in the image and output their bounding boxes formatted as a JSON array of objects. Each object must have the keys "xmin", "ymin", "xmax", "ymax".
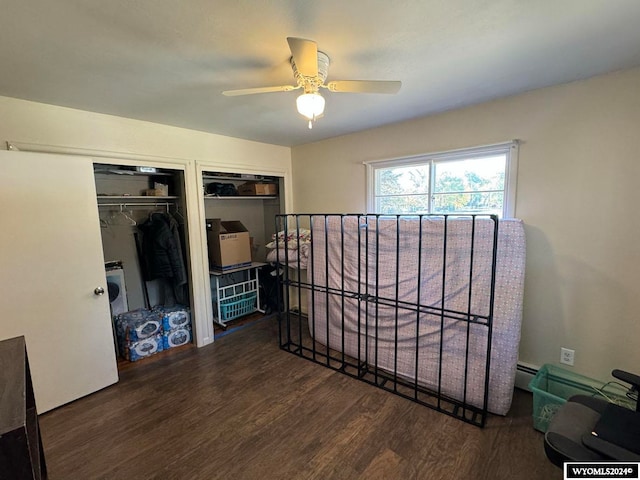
[{"xmin": 364, "ymin": 140, "xmax": 519, "ymax": 218}]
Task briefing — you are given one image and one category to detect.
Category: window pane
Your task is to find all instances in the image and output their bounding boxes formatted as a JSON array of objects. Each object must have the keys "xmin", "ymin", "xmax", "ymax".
[
  {"xmin": 376, "ymin": 194, "xmax": 430, "ymax": 214},
  {"xmin": 434, "ymin": 155, "xmax": 505, "ymax": 194},
  {"xmin": 368, "ymin": 143, "xmax": 516, "ymax": 218},
  {"xmin": 432, "ymin": 191, "xmax": 504, "ymax": 215},
  {"xmin": 376, "ymin": 164, "xmax": 429, "ymax": 195}
]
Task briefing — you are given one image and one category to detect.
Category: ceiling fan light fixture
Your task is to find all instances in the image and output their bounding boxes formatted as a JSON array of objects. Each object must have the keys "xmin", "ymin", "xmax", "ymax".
[
  {"xmin": 223, "ymin": 38, "xmax": 401, "ymax": 132},
  {"xmin": 296, "ymin": 92, "xmax": 325, "ymax": 128}
]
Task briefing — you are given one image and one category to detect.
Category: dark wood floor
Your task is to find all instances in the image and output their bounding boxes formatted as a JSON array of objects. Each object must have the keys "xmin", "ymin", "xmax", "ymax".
[{"xmin": 39, "ymin": 317, "xmax": 560, "ymax": 479}]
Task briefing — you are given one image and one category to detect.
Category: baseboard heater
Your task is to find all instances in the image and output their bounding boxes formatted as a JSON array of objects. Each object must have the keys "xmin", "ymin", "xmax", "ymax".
[{"xmin": 515, "ymin": 362, "xmax": 539, "ymax": 391}]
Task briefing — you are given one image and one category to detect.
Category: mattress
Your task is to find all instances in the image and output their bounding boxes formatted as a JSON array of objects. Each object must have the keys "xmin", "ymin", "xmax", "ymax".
[{"xmin": 306, "ymin": 215, "xmax": 526, "ymax": 415}]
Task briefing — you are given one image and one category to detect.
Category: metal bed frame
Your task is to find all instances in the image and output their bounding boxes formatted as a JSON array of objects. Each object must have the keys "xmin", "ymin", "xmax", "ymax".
[{"xmin": 275, "ymin": 213, "xmax": 499, "ymax": 427}]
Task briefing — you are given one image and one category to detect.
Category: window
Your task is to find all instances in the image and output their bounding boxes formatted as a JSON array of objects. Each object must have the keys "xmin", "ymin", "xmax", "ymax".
[{"xmin": 366, "ymin": 141, "xmax": 518, "ymax": 218}]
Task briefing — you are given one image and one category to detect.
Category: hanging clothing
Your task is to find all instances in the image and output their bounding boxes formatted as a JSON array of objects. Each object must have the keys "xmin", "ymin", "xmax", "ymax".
[{"xmin": 139, "ymin": 212, "xmax": 187, "ymax": 305}]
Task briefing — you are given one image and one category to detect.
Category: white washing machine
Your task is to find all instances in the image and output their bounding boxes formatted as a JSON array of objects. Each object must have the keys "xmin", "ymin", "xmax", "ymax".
[
  {"xmin": 105, "ymin": 261, "xmax": 128, "ymax": 316},
  {"xmin": 106, "ymin": 261, "xmax": 128, "ymax": 357}
]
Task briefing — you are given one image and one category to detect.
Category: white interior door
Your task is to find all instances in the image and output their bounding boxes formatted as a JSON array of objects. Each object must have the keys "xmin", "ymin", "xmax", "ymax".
[{"xmin": 0, "ymin": 150, "xmax": 118, "ymax": 412}]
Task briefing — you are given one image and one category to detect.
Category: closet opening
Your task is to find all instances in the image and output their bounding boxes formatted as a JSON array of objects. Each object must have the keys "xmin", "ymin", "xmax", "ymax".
[
  {"xmin": 94, "ymin": 163, "xmax": 194, "ymax": 369},
  {"xmin": 202, "ymin": 171, "xmax": 284, "ymax": 337}
]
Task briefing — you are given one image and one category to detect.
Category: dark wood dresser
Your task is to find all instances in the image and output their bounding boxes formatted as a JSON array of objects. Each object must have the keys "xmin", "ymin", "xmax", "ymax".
[{"xmin": 0, "ymin": 336, "xmax": 47, "ymax": 479}]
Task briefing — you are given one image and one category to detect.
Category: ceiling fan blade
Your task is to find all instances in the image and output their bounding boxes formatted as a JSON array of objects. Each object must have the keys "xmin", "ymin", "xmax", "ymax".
[
  {"xmin": 222, "ymin": 85, "xmax": 298, "ymax": 96},
  {"xmin": 325, "ymin": 80, "xmax": 402, "ymax": 94},
  {"xmin": 287, "ymin": 37, "xmax": 318, "ymax": 77}
]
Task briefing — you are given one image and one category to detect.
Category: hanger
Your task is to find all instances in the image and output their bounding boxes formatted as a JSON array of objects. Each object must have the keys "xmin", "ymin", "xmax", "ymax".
[
  {"xmin": 172, "ymin": 205, "xmax": 185, "ymax": 221},
  {"xmin": 109, "ymin": 205, "xmax": 137, "ymax": 226},
  {"xmin": 120, "ymin": 206, "xmax": 137, "ymax": 225},
  {"xmin": 148, "ymin": 202, "xmax": 180, "ymax": 221}
]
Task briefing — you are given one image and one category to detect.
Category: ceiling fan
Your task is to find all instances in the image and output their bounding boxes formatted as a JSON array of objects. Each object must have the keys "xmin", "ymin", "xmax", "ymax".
[{"xmin": 222, "ymin": 37, "xmax": 402, "ymax": 129}]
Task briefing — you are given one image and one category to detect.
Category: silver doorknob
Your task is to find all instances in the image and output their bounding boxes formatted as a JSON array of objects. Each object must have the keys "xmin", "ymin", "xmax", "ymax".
[{"xmin": 94, "ymin": 287, "xmax": 105, "ymax": 296}]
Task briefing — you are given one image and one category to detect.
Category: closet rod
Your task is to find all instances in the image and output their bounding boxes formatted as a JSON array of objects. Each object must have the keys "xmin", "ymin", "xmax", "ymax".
[{"xmin": 97, "ymin": 202, "xmax": 175, "ymax": 208}]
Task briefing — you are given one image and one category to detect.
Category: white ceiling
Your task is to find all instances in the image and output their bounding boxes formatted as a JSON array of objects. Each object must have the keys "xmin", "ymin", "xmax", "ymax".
[{"xmin": 2, "ymin": 0, "xmax": 640, "ymax": 147}]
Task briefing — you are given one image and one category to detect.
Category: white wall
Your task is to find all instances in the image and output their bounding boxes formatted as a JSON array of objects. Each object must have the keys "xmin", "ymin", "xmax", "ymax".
[
  {"xmin": 291, "ymin": 66, "xmax": 640, "ymax": 383},
  {"xmin": 0, "ymin": 96, "xmax": 292, "ymax": 347},
  {"xmin": 0, "ymin": 96, "xmax": 291, "ymax": 172}
]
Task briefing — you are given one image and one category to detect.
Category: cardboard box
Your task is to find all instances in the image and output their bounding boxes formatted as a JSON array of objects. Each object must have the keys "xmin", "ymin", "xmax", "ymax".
[
  {"xmin": 142, "ymin": 182, "xmax": 169, "ymax": 197},
  {"xmin": 154, "ymin": 182, "xmax": 169, "ymax": 196},
  {"xmin": 206, "ymin": 219, "xmax": 252, "ymax": 271},
  {"xmin": 236, "ymin": 182, "xmax": 278, "ymax": 196}
]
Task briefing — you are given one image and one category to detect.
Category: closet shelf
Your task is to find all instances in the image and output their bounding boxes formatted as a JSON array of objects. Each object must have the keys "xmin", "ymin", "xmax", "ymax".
[
  {"xmin": 97, "ymin": 195, "xmax": 178, "ymax": 201},
  {"xmin": 203, "ymin": 174, "xmax": 276, "ymax": 182},
  {"xmin": 94, "ymin": 169, "xmax": 173, "ymax": 177},
  {"xmin": 204, "ymin": 195, "xmax": 277, "ymax": 200}
]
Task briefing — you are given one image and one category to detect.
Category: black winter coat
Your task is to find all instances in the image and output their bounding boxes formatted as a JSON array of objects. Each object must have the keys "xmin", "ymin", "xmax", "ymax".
[{"xmin": 139, "ymin": 212, "xmax": 187, "ymax": 287}]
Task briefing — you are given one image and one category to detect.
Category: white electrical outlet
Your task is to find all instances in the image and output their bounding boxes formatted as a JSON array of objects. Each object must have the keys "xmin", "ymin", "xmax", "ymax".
[{"xmin": 560, "ymin": 347, "xmax": 575, "ymax": 366}]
